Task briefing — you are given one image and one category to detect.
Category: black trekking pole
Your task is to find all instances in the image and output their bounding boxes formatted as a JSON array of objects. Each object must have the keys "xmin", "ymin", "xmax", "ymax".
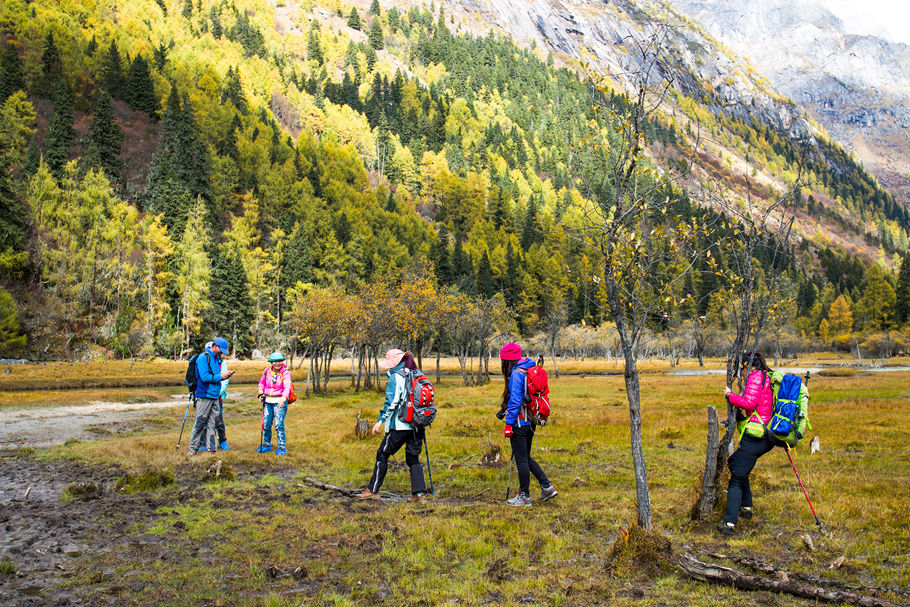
[
  {"xmin": 505, "ymin": 451, "xmax": 514, "ymax": 500},
  {"xmin": 423, "ymin": 433, "xmax": 435, "ymax": 495},
  {"xmin": 176, "ymin": 395, "xmax": 192, "ymax": 451},
  {"xmin": 258, "ymin": 396, "xmax": 265, "ymax": 452}
]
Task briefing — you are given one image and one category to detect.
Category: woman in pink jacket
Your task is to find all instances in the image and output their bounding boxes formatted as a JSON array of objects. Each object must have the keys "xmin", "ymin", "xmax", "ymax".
[
  {"xmin": 718, "ymin": 351, "xmax": 775, "ymax": 535},
  {"xmin": 257, "ymin": 352, "xmax": 291, "ymax": 455}
]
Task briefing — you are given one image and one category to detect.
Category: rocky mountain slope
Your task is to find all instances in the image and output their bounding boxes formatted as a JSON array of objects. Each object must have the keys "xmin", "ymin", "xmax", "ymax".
[{"xmin": 666, "ymin": 0, "xmax": 910, "ymax": 204}]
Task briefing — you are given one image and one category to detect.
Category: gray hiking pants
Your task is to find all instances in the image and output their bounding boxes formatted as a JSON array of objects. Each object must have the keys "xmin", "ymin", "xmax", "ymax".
[{"xmin": 189, "ymin": 397, "xmax": 219, "ymax": 452}]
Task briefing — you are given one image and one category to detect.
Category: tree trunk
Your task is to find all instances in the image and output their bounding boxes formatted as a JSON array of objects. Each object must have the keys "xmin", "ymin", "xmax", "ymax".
[
  {"xmin": 621, "ymin": 344, "xmax": 652, "ymax": 530},
  {"xmin": 677, "ymin": 553, "xmax": 905, "ymax": 607},
  {"xmin": 692, "ymin": 406, "xmax": 720, "ymax": 519},
  {"xmin": 305, "ymin": 354, "xmax": 313, "ymax": 397},
  {"xmin": 356, "ymin": 346, "xmax": 363, "ymax": 391},
  {"xmin": 436, "ymin": 347, "xmax": 441, "ymax": 384}
]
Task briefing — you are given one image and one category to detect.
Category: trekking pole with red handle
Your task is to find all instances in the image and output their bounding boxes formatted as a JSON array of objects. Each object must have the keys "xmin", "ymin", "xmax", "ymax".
[{"xmin": 785, "ymin": 444, "xmax": 822, "ymax": 531}]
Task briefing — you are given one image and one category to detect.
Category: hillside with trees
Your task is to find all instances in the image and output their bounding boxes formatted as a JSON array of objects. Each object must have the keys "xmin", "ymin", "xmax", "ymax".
[{"xmin": 0, "ymin": 0, "xmax": 908, "ymax": 368}]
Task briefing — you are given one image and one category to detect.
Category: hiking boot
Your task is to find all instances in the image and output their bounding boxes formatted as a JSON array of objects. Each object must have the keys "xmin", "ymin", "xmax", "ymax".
[
  {"xmin": 407, "ymin": 493, "xmax": 426, "ymax": 503},
  {"xmin": 540, "ymin": 485, "xmax": 558, "ymax": 501},
  {"xmin": 219, "ymin": 441, "xmax": 230, "ymax": 451},
  {"xmin": 717, "ymin": 520, "xmax": 735, "ymax": 535},
  {"xmin": 740, "ymin": 506, "xmax": 753, "ymax": 520},
  {"xmin": 506, "ymin": 493, "xmax": 532, "ymax": 507},
  {"xmin": 257, "ymin": 445, "xmax": 271, "ymax": 453},
  {"xmin": 355, "ymin": 489, "xmax": 381, "ymax": 501},
  {"xmin": 186, "ymin": 448, "xmax": 197, "ymax": 457},
  {"xmin": 275, "ymin": 447, "xmax": 287, "ymax": 456}
]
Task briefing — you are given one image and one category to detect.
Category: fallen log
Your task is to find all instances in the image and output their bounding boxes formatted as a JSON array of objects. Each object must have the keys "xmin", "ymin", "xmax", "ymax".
[
  {"xmin": 708, "ymin": 553, "xmax": 910, "ymax": 599},
  {"xmin": 298, "ymin": 477, "xmax": 400, "ymax": 500},
  {"xmin": 678, "ymin": 553, "xmax": 908, "ymax": 607}
]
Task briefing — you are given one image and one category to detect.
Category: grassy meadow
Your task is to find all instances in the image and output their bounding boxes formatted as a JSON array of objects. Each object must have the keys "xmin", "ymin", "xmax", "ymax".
[{"xmin": 8, "ymin": 363, "xmax": 910, "ymax": 605}]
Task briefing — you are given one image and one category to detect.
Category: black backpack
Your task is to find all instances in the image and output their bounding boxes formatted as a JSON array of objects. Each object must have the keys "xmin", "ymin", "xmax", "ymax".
[{"xmin": 185, "ymin": 352, "xmax": 213, "ymax": 394}]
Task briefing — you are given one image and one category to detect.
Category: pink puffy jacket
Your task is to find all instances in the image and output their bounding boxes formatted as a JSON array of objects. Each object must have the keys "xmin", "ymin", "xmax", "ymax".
[
  {"xmin": 728, "ymin": 369, "xmax": 773, "ymax": 428},
  {"xmin": 258, "ymin": 364, "xmax": 291, "ymax": 400}
]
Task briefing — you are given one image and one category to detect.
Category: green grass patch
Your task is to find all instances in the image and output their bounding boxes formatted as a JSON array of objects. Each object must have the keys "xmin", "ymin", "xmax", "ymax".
[
  {"xmin": 0, "ymin": 559, "xmax": 15, "ymax": 576},
  {"xmin": 115, "ymin": 468, "xmax": 175, "ymax": 494},
  {"xmin": 60, "ymin": 481, "xmax": 100, "ymax": 502}
]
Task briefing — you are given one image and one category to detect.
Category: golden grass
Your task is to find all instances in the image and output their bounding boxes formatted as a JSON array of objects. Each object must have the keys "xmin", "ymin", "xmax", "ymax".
[{"xmin": 38, "ymin": 369, "xmax": 910, "ymax": 605}]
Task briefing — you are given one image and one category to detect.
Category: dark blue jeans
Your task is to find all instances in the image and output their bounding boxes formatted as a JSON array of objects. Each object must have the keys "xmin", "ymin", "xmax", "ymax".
[
  {"xmin": 723, "ymin": 434, "xmax": 775, "ymax": 524},
  {"xmin": 510, "ymin": 425, "xmax": 550, "ymax": 496}
]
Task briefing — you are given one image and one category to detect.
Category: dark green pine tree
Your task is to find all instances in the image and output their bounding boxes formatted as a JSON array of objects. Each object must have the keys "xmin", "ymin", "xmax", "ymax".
[
  {"xmin": 476, "ymin": 250, "xmax": 495, "ymax": 297},
  {"xmin": 181, "ymin": 0, "xmax": 193, "ymax": 18},
  {"xmin": 283, "ymin": 225, "xmax": 314, "ymax": 292},
  {"xmin": 223, "ymin": 113, "xmax": 241, "ymax": 159},
  {"xmin": 125, "ymin": 55, "xmax": 158, "ymax": 116},
  {"xmin": 369, "ymin": 0, "xmax": 381, "ymax": 16},
  {"xmin": 85, "ymin": 91, "xmax": 124, "ymax": 182},
  {"xmin": 37, "ymin": 33, "xmax": 65, "ymax": 99},
  {"xmin": 520, "ymin": 197, "xmax": 542, "ymax": 250},
  {"xmin": 487, "ymin": 185, "xmax": 511, "ymax": 230},
  {"xmin": 43, "ymin": 81, "xmax": 76, "ymax": 177},
  {"xmin": 895, "ymin": 254, "xmax": 910, "ymax": 326},
  {"xmin": 146, "ymin": 86, "xmax": 212, "ymax": 213},
  {"xmin": 452, "ymin": 233, "xmax": 472, "ymax": 289},
  {"xmin": 368, "ymin": 19, "xmax": 384, "ymax": 50},
  {"xmin": 86, "ymin": 35, "xmax": 97, "ymax": 57},
  {"xmin": 221, "ymin": 66, "xmax": 247, "ymax": 114},
  {"xmin": 433, "ymin": 226, "xmax": 452, "ymax": 284},
  {"xmin": 365, "ymin": 45, "xmax": 377, "ymax": 72},
  {"xmin": 503, "ymin": 241, "xmax": 520, "ymax": 308},
  {"xmin": 0, "ymin": 43, "xmax": 25, "ymax": 103},
  {"xmin": 147, "ymin": 175, "xmax": 192, "ymax": 233},
  {"xmin": 101, "ymin": 40, "xmax": 125, "ymax": 99},
  {"xmin": 384, "ymin": 189, "xmax": 396, "ymax": 212},
  {"xmin": 153, "ymin": 42, "xmax": 168, "ymax": 70},
  {"xmin": 23, "ymin": 135, "xmax": 40, "ymax": 176},
  {"xmin": 307, "ymin": 24, "xmax": 323, "ymax": 65},
  {"xmin": 203, "ymin": 247, "xmax": 254, "ymax": 355},
  {"xmin": 347, "ymin": 7, "xmax": 361, "ymax": 30}
]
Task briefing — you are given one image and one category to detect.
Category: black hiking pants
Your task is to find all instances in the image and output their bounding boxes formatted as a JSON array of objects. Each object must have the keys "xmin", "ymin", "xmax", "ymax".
[
  {"xmin": 510, "ymin": 424, "xmax": 550, "ymax": 496},
  {"xmin": 368, "ymin": 429, "xmax": 427, "ymax": 495},
  {"xmin": 723, "ymin": 434, "xmax": 775, "ymax": 524},
  {"xmin": 214, "ymin": 399, "xmax": 226, "ymax": 443}
]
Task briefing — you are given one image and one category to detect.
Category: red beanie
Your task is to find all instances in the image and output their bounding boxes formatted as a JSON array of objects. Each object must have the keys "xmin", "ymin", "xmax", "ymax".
[{"xmin": 499, "ymin": 342, "xmax": 522, "ymax": 361}]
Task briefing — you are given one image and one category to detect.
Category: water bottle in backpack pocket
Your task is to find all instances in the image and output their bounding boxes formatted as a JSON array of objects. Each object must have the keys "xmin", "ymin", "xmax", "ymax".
[{"xmin": 397, "ymin": 369, "xmax": 437, "ymax": 428}]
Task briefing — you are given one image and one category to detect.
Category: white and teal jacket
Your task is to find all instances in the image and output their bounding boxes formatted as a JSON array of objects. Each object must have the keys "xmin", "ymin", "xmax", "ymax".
[{"xmin": 377, "ymin": 362, "xmax": 413, "ymax": 433}]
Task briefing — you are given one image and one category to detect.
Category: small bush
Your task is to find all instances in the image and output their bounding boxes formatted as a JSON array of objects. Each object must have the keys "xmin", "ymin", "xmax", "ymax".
[
  {"xmin": 116, "ymin": 468, "xmax": 175, "ymax": 494},
  {"xmin": 658, "ymin": 426, "xmax": 682, "ymax": 440},
  {"xmin": 203, "ymin": 461, "xmax": 235, "ymax": 483},
  {"xmin": 606, "ymin": 523, "xmax": 674, "ymax": 579},
  {"xmin": 63, "ymin": 438, "xmax": 82, "ymax": 446},
  {"xmin": 817, "ymin": 368, "xmax": 860, "ymax": 377},
  {"xmin": 61, "ymin": 482, "xmax": 100, "ymax": 502},
  {"xmin": 0, "ymin": 559, "xmax": 15, "ymax": 576}
]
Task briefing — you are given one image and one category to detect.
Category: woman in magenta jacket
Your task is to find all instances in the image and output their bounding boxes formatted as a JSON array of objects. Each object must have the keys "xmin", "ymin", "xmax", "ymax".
[{"xmin": 718, "ymin": 351, "xmax": 775, "ymax": 535}]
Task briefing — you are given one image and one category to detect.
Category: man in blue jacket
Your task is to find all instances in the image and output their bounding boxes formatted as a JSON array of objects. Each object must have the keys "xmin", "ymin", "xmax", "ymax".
[{"xmin": 188, "ymin": 337, "xmax": 234, "ymax": 455}]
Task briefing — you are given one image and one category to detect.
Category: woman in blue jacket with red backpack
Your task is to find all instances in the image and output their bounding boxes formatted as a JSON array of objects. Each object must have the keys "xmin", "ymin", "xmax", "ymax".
[{"xmin": 499, "ymin": 342, "xmax": 557, "ymax": 506}]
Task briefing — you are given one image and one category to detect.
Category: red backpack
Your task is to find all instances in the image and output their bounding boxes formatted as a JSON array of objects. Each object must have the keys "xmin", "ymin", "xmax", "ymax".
[
  {"xmin": 396, "ymin": 369, "xmax": 437, "ymax": 428},
  {"xmin": 520, "ymin": 365, "xmax": 551, "ymax": 426}
]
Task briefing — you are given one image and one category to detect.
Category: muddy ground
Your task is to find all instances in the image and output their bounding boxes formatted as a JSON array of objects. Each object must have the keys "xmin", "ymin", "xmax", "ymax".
[{"xmin": 0, "ymin": 453, "xmax": 315, "ymax": 606}]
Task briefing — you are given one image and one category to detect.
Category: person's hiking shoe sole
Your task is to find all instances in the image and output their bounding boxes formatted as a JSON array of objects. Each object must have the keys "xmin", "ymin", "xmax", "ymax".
[
  {"xmin": 540, "ymin": 486, "xmax": 558, "ymax": 501},
  {"xmin": 355, "ymin": 490, "xmax": 381, "ymax": 500},
  {"xmin": 740, "ymin": 507, "xmax": 753, "ymax": 520},
  {"xmin": 717, "ymin": 520, "xmax": 735, "ymax": 535},
  {"xmin": 407, "ymin": 493, "xmax": 426, "ymax": 503}
]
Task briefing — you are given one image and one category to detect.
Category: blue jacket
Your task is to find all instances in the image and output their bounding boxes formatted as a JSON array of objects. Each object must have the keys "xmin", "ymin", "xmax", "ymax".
[
  {"xmin": 505, "ymin": 358, "xmax": 535, "ymax": 427},
  {"xmin": 194, "ymin": 348, "xmax": 223, "ymax": 399},
  {"xmin": 378, "ymin": 362, "xmax": 413, "ymax": 432}
]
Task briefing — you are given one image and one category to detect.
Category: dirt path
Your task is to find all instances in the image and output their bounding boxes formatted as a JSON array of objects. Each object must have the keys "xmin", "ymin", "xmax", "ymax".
[{"xmin": 0, "ymin": 397, "xmax": 187, "ymax": 449}]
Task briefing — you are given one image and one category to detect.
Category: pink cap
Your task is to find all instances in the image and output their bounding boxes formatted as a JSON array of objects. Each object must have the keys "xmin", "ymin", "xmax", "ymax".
[
  {"xmin": 378, "ymin": 348, "xmax": 406, "ymax": 369},
  {"xmin": 499, "ymin": 342, "xmax": 522, "ymax": 361}
]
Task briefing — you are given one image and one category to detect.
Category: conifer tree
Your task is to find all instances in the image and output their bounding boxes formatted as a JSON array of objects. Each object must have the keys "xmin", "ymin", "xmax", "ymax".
[
  {"xmin": 283, "ymin": 224, "xmax": 314, "ymax": 292},
  {"xmin": 365, "ymin": 45, "xmax": 377, "ymax": 72},
  {"xmin": 38, "ymin": 33, "xmax": 65, "ymax": 99},
  {"xmin": 182, "ymin": 0, "xmax": 193, "ymax": 18},
  {"xmin": 433, "ymin": 226, "xmax": 452, "ymax": 284},
  {"xmin": 101, "ymin": 41, "xmax": 125, "ymax": 99},
  {"xmin": 347, "ymin": 8, "xmax": 361, "ymax": 30},
  {"xmin": 307, "ymin": 24, "xmax": 323, "ymax": 65},
  {"xmin": 221, "ymin": 66, "xmax": 247, "ymax": 114},
  {"xmin": 125, "ymin": 55, "xmax": 158, "ymax": 116},
  {"xmin": 85, "ymin": 91, "xmax": 123, "ymax": 182},
  {"xmin": 43, "ymin": 81, "xmax": 76, "ymax": 177},
  {"xmin": 146, "ymin": 86, "xmax": 212, "ymax": 211},
  {"xmin": 23, "ymin": 135, "xmax": 40, "ymax": 176},
  {"xmin": 0, "ymin": 43, "xmax": 25, "ymax": 103},
  {"xmin": 86, "ymin": 35, "xmax": 97, "ymax": 57},
  {"xmin": 896, "ymin": 255, "xmax": 910, "ymax": 326},
  {"xmin": 203, "ymin": 246, "xmax": 254, "ymax": 354},
  {"xmin": 369, "ymin": 0, "xmax": 381, "ymax": 16},
  {"xmin": 520, "ymin": 196, "xmax": 542, "ymax": 250},
  {"xmin": 368, "ymin": 19, "xmax": 384, "ymax": 50},
  {"xmin": 477, "ymin": 250, "xmax": 495, "ymax": 296}
]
